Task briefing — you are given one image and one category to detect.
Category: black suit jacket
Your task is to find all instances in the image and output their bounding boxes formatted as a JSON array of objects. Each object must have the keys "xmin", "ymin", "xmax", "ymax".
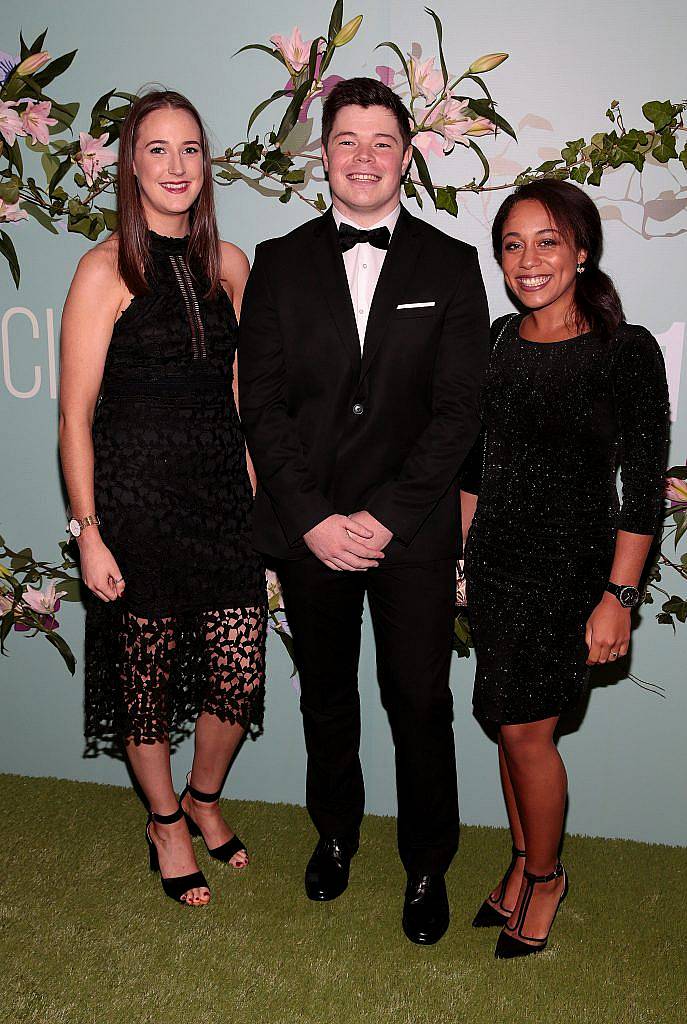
[{"xmin": 238, "ymin": 205, "xmax": 490, "ymax": 563}]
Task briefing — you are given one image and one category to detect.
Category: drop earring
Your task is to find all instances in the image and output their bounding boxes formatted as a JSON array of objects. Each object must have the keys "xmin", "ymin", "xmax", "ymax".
[{"xmin": 576, "ymin": 262, "xmax": 585, "ymax": 274}]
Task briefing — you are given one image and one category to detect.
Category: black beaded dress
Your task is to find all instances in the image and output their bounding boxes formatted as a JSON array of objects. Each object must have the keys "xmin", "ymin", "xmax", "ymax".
[
  {"xmin": 463, "ymin": 313, "xmax": 669, "ymax": 724},
  {"xmin": 84, "ymin": 231, "xmax": 266, "ymax": 755}
]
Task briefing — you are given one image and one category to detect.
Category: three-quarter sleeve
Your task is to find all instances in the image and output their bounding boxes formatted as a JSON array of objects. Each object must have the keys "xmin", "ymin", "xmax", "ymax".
[
  {"xmin": 460, "ymin": 428, "xmax": 485, "ymax": 495},
  {"xmin": 613, "ymin": 325, "xmax": 670, "ymax": 534}
]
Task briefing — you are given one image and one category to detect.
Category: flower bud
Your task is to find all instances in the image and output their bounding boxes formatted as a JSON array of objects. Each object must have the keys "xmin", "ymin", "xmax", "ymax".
[
  {"xmin": 468, "ymin": 53, "xmax": 508, "ymax": 74},
  {"xmin": 333, "ymin": 15, "xmax": 363, "ymax": 47},
  {"xmin": 16, "ymin": 52, "xmax": 50, "ymax": 76}
]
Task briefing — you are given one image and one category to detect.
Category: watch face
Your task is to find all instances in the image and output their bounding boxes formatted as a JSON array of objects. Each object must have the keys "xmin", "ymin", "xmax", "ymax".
[
  {"xmin": 68, "ymin": 518, "xmax": 81, "ymax": 538},
  {"xmin": 619, "ymin": 586, "xmax": 639, "ymax": 608}
]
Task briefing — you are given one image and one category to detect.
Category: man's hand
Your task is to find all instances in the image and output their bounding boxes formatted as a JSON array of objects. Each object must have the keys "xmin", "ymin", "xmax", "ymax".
[
  {"xmin": 348, "ymin": 511, "xmax": 394, "ymax": 552},
  {"xmin": 304, "ymin": 514, "xmax": 386, "ymax": 571}
]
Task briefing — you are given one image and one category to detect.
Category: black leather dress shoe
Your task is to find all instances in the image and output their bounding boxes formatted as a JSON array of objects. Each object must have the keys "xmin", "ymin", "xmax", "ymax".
[
  {"xmin": 305, "ymin": 837, "xmax": 357, "ymax": 901},
  {"xmin": 402, "ymin": 873, "xmax": 450, "ymax": 945}
]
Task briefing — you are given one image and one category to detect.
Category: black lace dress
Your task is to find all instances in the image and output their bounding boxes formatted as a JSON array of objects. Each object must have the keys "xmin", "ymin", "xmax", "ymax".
[
  {"xmin": 84, "ymin": 231, "xmax": 266, "ymax": 755},
  {"xmin": 463, "ymin": 314, "xmax": 669, "ymax": 725}
]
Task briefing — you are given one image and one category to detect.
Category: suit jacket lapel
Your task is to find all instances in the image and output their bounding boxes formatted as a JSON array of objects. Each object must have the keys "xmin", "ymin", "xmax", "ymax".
[
  {"xmin": 309, "ymin": 209, "xmax": 361, "ymax": 372},
  {"xmin": 360, "ymin": 207, "xmax": 423, "ymax": 380}
]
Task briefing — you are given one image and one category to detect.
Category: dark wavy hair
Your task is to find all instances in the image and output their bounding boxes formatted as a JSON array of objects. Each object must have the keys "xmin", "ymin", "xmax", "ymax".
[
  {"xmin": 117, "ymin": 89, "xmax": 220, "ymax": 297},
  {"xmin": 321, "ymin": 77, "xmax": 412, "ymax": 152},
  {"xmin": 491, "ymin": 179, "xmax": 624, "ymax": 338}
]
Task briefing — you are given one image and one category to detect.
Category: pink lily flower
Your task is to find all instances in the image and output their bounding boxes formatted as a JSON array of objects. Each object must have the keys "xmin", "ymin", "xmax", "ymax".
[
  {"xmin": 0, "ymin": 198, "xmax": 28, "ymax": 223},
  {"xmin": 665, "ymin": 477, "xmax": 687, "ymax": 504},
  {"xmin": 77, "ymin": 131, "xmax": 116, "ymax": 186},
  {"xmin": 271, "ymin": 26, "xmax": 324, "ymax": 77},
  {"xmin": 412, "ymin": 130, "xmax": 449, "ymax": 160},
  {"xmin": 424, "ymin": 97, "xmax": 493, "ymax": 151},
  {"xmin": 0, "ymin": 100, "xmax": 26, "ymax": 146},
  {"xmin": 21, "ymin": 99, "xmax": 58, "ymax": 146},
  {"xmin": 22, "ymin": 581, "xmax": 66, "ymax": 616},
  {"xmin": 408, "ymin": 55, "xmax": 444, "ymax": 105},
  {"xmin": 16, "ymin": 51, "xmax": 50, "ymax": 77}
]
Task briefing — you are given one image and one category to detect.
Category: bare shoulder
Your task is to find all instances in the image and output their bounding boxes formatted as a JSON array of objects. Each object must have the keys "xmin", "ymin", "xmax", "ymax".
[
  {"xmin": 219, "ymin": 240, "xmax": 250, "ymax": 281},
  {"xmin": 73, "ymin": 235, "xmax": 121, "ymax": 291}
]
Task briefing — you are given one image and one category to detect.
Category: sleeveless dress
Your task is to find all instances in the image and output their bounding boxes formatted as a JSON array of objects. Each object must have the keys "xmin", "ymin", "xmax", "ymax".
[
  {"xmin": 84, "ymin": 231, "xmax": 266, "ymax": 755},
  {"xmin": 463, "ymin": 314, "xmax": 669, "ymax": 724}
]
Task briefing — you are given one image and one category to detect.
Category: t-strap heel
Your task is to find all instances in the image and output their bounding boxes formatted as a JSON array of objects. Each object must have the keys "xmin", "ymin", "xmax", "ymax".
[
  {"xmin": 472, "ymin": 845, "xmax": 526, "ymax": 928},
  {"xmin": 495, "ymin": 862, "xmax": 568, "ymax": 959}
]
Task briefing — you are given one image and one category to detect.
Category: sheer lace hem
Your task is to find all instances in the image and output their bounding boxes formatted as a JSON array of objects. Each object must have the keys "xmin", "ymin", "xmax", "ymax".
[{"xmin": 84, "ymin": 602, "xmax": 266, "ymax": 758}]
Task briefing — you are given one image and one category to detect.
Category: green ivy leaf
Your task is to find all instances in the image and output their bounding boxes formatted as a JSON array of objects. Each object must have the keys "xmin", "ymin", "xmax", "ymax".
[
  {"xmin": 240, "ymin": 139, "xmax": 264, "ymax": 166},
  {"xmin": 315, "ymin": 192, "xmax": 327, "ymax": 212},
  {"xmin": 435, "ymin": 185, "xmax": 458, "ymax": 216},
  {"xmin": 404, "ymin": 178, "xmax": 423, "ymax": 208},
  {"xmin": 282, "ymin": 168, "xmax": 305, "ymax": 185},
  {"xmin": 0, "ymin": 177, "xmax": 21, "ymax": 204},
  {"xmin": 279, "ymin": 187, "xmax": 293, "ymax": 204},
  {"xmin": 561, "ymin": 138, "xmax": 585, "ymax": 165},
  {"xmin": 569, "ymin": 164, "xmax": 590, "ymax": 183},
  {"xmin": 652, "ymin": 132, "xmax": 678, "ymax": 164},
  {"xmin": 642, "ymin": 100, "xmax": 677, "ymax": 132},
  {"xmin": 587, "ymin": 165, "xmax": 604, "ymax": 187},
  {"xmin": 97, "ymin": 207, "xmax": 118, "ymax": 231}
]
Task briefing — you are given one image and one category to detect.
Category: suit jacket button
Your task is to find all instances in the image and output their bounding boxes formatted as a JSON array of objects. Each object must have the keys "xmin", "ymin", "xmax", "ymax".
[{"xmin": 352, "ymin": 403, "xmax": 364, "ymax": 415}]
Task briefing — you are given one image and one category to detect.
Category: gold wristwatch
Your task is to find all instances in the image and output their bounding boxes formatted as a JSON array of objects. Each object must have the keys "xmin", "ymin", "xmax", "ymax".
[{"xmin": 68, "ymin": 513, "xmax": 101, "ymax": 539}]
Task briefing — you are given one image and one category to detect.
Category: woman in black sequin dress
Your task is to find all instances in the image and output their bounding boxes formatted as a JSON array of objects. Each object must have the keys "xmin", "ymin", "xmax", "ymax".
[
  {"xmin": 461, "ymin": 180, "xmax": 669, "ymax": 957},
  {"xmin": 59, "ymin": 92, "xmax": 266, "ymax": 906}
]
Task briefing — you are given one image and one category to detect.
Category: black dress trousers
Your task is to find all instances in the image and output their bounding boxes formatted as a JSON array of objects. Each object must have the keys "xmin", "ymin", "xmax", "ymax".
[{"xmin": 276, "ymin": 555, "xmax": 459, "ymax": 876}]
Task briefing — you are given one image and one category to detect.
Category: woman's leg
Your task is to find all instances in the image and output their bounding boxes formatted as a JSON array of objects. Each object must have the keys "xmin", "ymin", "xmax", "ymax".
[
  {"xmin": 499, "ymin": 716, "xmax": 567, "ymax": 942},
  {"xmin": 122, "ymin": 612, "xmax": 209, "ymax": 905},
  {"xmin": 181, "ymin": 605, "xmax": 266, "ymax": 868},
  {"xmin": 183, "ymin": 714, "xmax": 248, "ymax": 867},
  {"xmin": 485, "ymin": 734, "xmax": 526, "ymax": 910}
]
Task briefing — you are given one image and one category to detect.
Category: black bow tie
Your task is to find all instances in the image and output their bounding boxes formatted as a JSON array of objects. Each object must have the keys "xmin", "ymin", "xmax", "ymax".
[{"xmin": 338, "ymin": 222, "xmax": 391, "ymax": 252}]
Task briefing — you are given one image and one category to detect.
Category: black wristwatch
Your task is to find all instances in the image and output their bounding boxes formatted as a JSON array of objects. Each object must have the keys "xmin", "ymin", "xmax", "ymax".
[{"xmin": 605, "ymin": 582, "xmax": 640, "ymax": 608}]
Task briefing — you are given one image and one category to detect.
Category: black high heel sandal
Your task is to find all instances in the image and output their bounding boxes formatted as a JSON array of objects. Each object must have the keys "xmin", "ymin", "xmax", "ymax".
[
  {"xmin": 494, "ymin": 862, "xmax": 569, "ymax": 959},
  {"xmin": 145, "ymin": 806, "xmax": 210, "ymax": 906},
  {"xmin": 472, "ymin": 845, "xmax": 526, "ymax": 928},
  {"xmin": 180, "ymin": 774, "xmax": 248, "ymax": 868}
]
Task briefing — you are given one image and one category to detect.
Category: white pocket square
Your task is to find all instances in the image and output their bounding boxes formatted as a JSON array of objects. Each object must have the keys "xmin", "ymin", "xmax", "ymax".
[{"xmin": 396, "ymin": 301, "xmax": 436, "ymax": 309}]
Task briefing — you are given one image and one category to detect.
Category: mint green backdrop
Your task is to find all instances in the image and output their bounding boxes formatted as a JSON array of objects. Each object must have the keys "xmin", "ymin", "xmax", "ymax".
[{"xmin": 2, "ymin": 0, "xmax": 686, "ymax": 845}]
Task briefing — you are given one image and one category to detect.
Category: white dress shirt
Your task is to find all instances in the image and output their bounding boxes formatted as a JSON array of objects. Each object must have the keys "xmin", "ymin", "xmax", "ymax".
[{"xmin": 332, "ymin": 204, "xmax": 401, "ymax": 351}]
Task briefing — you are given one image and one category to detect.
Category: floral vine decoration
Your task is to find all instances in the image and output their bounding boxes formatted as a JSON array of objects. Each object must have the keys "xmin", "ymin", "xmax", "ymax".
[
  {"xmin": 0, "ymin": 533, "xmax": 82, "ymax": 674},
  {"xmin": 1, "ymin": 4, "xmax": 686, "ymax": 286},
  {"xmin": 645, "ymin": 463, "xmax": 687, "ymax": 630}
]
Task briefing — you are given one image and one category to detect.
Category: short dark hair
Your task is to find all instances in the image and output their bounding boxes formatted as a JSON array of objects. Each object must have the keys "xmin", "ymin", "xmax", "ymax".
[
  {"xmin": 492, "ymin": 178, "xmax": 625, "ymax": 339},
  {"xmin": 321, "ymin": 77, "xmax": 412, "ymax": 151}
]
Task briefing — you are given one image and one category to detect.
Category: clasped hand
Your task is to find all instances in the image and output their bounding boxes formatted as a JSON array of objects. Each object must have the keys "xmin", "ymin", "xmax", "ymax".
[
  {"xmin": 304, "ymin": 511, "xmax": 393, "ymax": 572},
  {"xmin": 585, "ymin": 592, "xmax": 631, "ymax": 665}
]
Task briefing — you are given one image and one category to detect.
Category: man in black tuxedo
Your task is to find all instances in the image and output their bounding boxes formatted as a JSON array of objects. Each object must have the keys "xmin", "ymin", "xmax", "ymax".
[{"xmin": 239, "ymin": 78, "xmax": 489, "ymax": 944}]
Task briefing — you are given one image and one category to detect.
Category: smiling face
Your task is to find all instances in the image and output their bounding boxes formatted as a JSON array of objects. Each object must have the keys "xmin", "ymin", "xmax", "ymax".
[
  {"xmin": 132, "ymin": 106, "xmax": 204, "ymax": 232},
  {"xmin": 322, "ymin": 104, "xmax": 412, "ymax": 226},
  {"xmin": 500, "ymin": 199, "xmax": 587, "ymax": 319}
]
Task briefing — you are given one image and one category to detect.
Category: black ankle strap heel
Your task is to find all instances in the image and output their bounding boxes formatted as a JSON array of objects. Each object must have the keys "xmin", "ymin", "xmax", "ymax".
[
  {"xmin": 179, "ymin": 773, "xmax": 248, "ymax": 867},
  {"xmin": 145, "ymin": 804, "xmax": 210, "ymax": 906},
  {"xmin": 495, "ymin": 862, "xmax": 569, "ymax": 959},
  {"xmin": 472, "ymin": 845, "xmax": 526, "ymax": 928}
]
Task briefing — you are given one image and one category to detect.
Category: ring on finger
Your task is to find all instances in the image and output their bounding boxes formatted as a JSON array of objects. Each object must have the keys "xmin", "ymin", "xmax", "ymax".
[{"xmin": 609, "ymin": 651, "xmax": 619, "ymax": 659}]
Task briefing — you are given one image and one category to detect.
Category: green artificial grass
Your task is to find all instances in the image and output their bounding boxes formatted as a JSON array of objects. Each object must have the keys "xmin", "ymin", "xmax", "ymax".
[{"xmin": 1, "ymin": 774, "xmax": 685, "ymax": 1024}]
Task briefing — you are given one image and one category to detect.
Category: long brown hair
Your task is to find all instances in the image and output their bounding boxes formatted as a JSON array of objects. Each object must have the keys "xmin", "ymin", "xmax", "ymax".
[
  {"xmin": 117, "ymin": 89, "xmax": 220, "ymax": 296},
  {"xmin": 492, "ymin": 179, "xmax": 624, "ymax": 339}
]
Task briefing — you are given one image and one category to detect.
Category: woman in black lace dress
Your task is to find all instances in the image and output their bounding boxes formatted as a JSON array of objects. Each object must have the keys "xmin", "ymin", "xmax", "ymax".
[
  {"xmin": 59, "ymin": 91, "xmax": 266, "ymax": 906},
  {"xmin": 461, "ymin": 180, "xmax": 669, "ymax": 956}
]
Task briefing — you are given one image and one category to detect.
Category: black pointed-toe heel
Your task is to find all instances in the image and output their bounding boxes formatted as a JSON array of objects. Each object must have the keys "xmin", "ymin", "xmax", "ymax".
[
  {"xmin": 494, "ymin": 862, "xmax": 568, "ymax": 959},
  {"xmin": 472, "ymin": 846, "xmax": 526, "ymax": 928},
  {"xmin": 180, "ymin": 774, "xmax": 248, "ymax": 868},
  {"xmin": 145, "ymin": 806, "xmax": 210, "ymax": 906}
]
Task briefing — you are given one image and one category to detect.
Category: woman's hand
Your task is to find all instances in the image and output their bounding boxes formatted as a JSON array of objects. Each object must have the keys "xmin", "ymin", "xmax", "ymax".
[
  {"xmin": 585, "ymin": 592, "xmax": 631, "ymax": 665},
  {"xmin": 78, "ymin": 532, "xmax": 125, "ymax": 603}
]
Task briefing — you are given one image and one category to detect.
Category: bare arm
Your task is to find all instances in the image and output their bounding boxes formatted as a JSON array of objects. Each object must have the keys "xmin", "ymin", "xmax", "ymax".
[
  {"xmin": 59, "ymin": 241, "xmax": 128, "ymax": 602},
  {"xmin": 459, "ymin": 489, "xmax": 478, "ymax": 548}
]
